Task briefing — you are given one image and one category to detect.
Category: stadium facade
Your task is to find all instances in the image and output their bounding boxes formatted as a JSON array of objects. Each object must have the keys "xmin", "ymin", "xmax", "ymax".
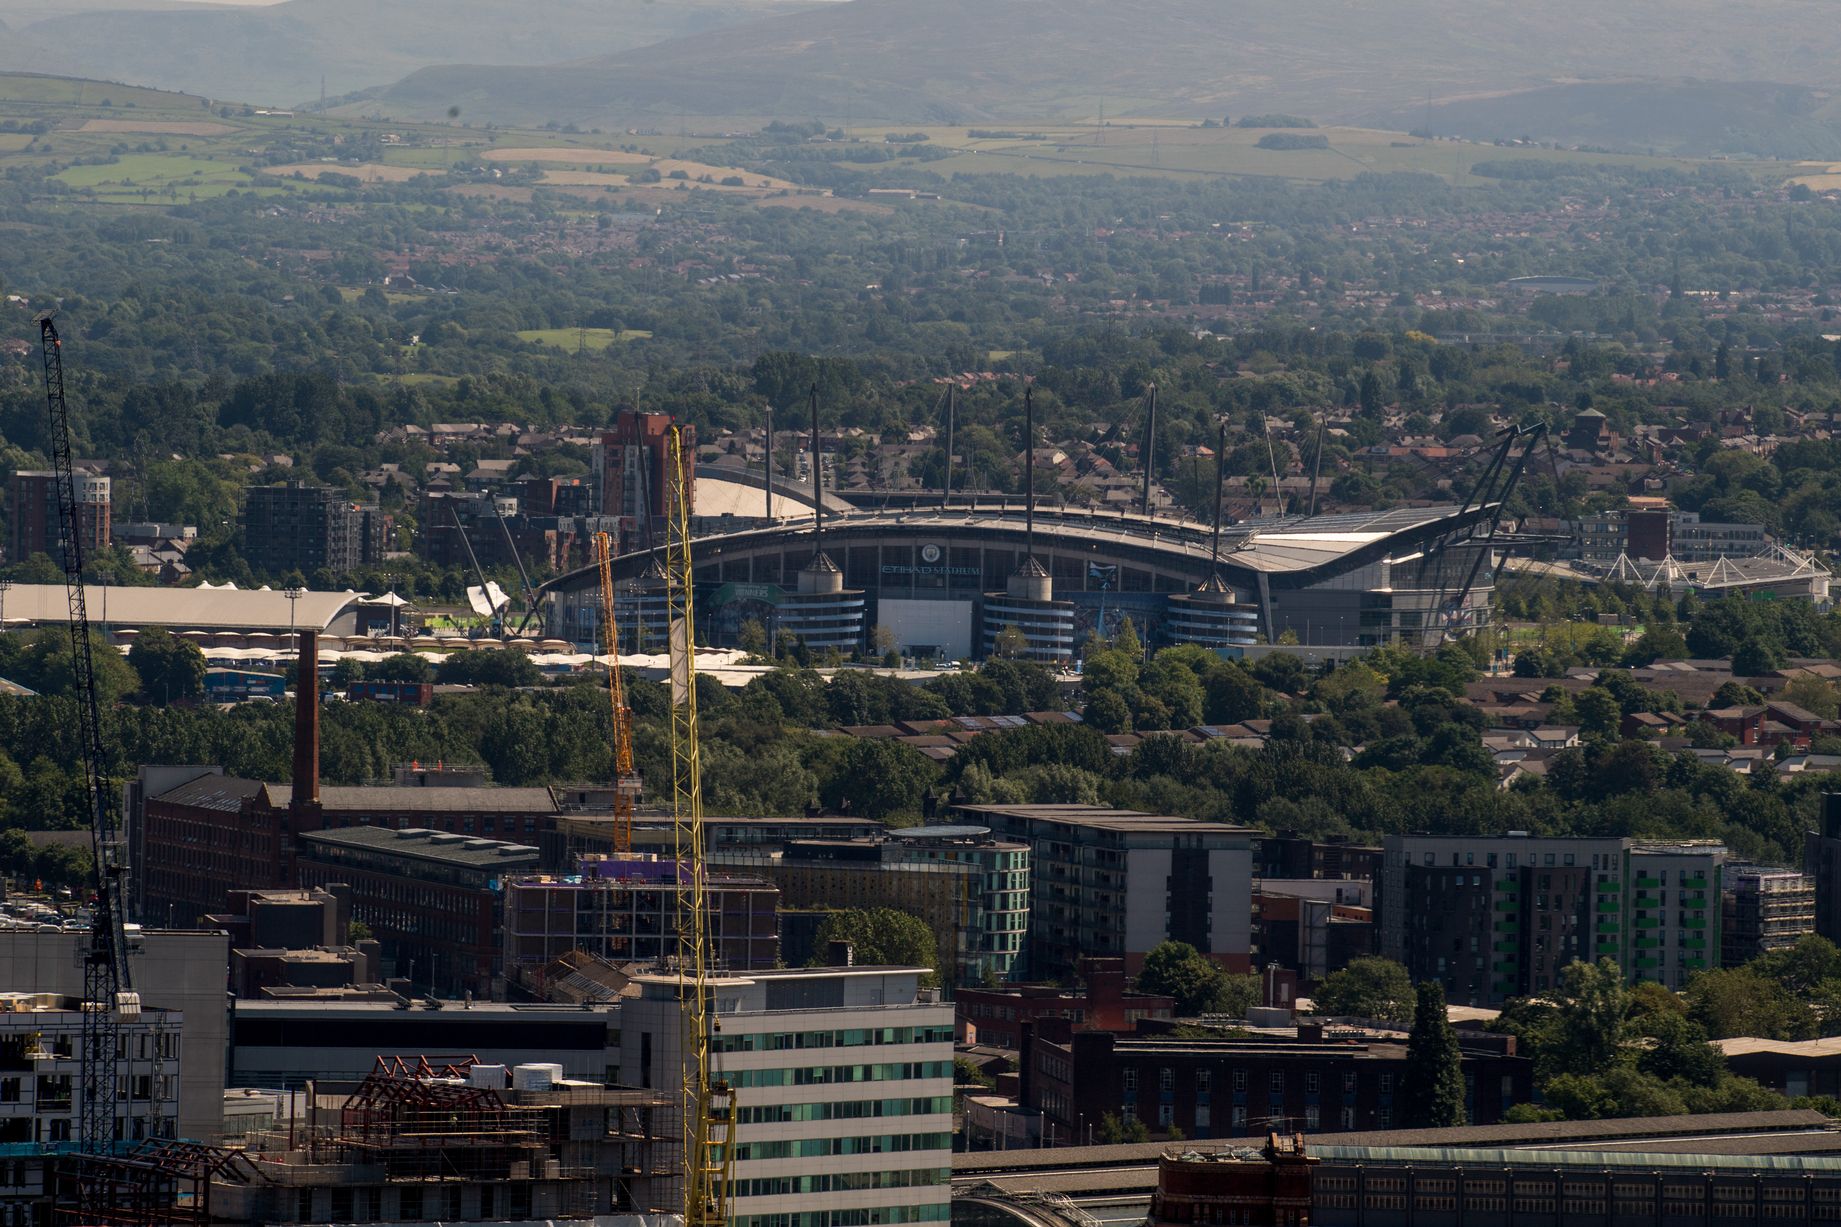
[{"xmin": 538, "ymin": 501, "xmax": 1501, "ymax": 660}]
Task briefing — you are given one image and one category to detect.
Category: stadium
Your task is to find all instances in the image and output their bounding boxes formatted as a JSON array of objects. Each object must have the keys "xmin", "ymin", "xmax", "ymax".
[{"xmin": 535, "ymin": 499, "xmax": 1505, "ymax": 663}]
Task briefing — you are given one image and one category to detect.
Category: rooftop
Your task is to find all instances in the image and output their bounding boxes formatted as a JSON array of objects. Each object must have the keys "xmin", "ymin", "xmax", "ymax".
[
  {"xmin": 954, "ymin": 803, "xmax": 1253, "ymax": 836},
  {"xmin": 0, "ymin": 583, "xmax": 361, "ymax": 632},
  {"xmin": 297, "ymin": 826, "xmax": 542, "ymax": 868}
]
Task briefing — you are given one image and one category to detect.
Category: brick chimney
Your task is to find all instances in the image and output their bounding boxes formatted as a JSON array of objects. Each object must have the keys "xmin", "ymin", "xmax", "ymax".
[{"xmin": 292, "ymin": 630, "xmax": 320, "ymax": 810}]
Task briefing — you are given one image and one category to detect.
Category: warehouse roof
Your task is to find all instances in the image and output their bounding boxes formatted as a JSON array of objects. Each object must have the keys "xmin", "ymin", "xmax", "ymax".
[{"xmin": 0, "ymin": 584, "xmax": 362, "ymax": 632}]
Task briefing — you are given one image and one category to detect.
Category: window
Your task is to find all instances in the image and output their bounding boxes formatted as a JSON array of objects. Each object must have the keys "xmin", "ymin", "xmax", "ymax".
[
  {"xmin": 1195, "ymin": 1106, "xmax": 1211, "ymax": 1127},
  {"xmin": 1379, "ymin": 1073, "xmax": 1394, "ymax": 1094},
  {"xmin": 1269, "ymin": 1071, "xmax": 1284, "ymax": 1094},
  {"xmin": 1305, "ymin": 1106, "xmax": 1319, "ymax": 1129},
  {"xmin": 1233, "ymin": 1070, "xmax": 1247, "ymax": 1093},
  {"xmin": 1159, "ymin": 1068, "xmax": 1174, "ymax": 1092},
  {"xmin": 1158, "ymin": 1104, "xmax": 1174, "ymax": 1126},
  {"xmin": 1122, "ymin": 1069, "xmax": 1137, "ymax": 1092},
  {"xmin": 1232, "ymin": 1106, "xmax": 1247, "ymax": 1128},
  {"xmin": 1304, "ymin": 1072, "xmax": 1319, "ymax": 1094},
  {"xmin": 1197, "ymin": 1070, "xmax": 1212, "ymax": 1093},
  {"xmin": 1343, "ymin": 1072, "xmax": 1357, "ymax": 1093},
  {"xmin": 1341, "ymin": 1107, "xmax": 1356, "ymax": 1129}
]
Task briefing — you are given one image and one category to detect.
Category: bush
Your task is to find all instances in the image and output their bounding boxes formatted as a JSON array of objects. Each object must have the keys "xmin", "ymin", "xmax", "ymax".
[{"xmin": 1257, "ymin": 133, "xmax": 1329, "ymax": 151}]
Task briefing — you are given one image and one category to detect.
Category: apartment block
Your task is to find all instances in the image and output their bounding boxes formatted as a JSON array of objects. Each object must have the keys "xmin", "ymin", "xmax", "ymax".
[
  {"xmin": 714, "ymin": 824, "xmax": 1030, "ymax": 985},
  {"xmin": 0, "ymin": 994, "xmax": 181, "ymax": 1210},
  {"xmin": 240, "ymin": 482, "xmax": 368, "ymax": 577},
  {"xmin": 620, "ymin": 965, "xmax": 954, "ymax": 1227},
  {"xmin": 954, "ymin": 804, "xmax": 1255, "ymax": 978},
  {"xmin": 1722, "ymin": 865, "xmax": 1816, "ymax": 967},
  {"xmin": 1381, "ymin": 834, "xmax": 1725, "ymax": 1006},
  {"xmin": 9, "ymin": 469, "xmax": 109, "ymax": 566},
  {"xmin": 1805, "ymin": 795, "xmax": 1841, "ymax": 944}
]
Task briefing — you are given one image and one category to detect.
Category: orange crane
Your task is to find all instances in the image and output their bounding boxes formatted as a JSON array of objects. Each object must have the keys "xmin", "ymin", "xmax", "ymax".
[{"xmin": 594, "ymin": 531, "xmax": 639, "ymax": 853}]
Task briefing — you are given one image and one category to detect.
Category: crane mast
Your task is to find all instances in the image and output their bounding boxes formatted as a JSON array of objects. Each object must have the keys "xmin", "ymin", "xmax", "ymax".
[
  {"xmin": 664, "ymin": 427, "xmax": 733, "ymax": 1227},
  {"xmin": 35, "ymin": 314, "xmax": 139, "ymax": 1172},
  {"xmin": 594, "ymin": 531, "xmax": 638, "ymax": 853}
]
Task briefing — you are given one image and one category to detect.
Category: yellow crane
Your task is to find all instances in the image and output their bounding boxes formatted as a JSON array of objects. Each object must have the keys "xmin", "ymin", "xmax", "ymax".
[
  {"xmin": 664, "ymin": 426, "xmax": 734, "ymax": 1227},
  {"xmin": 593, "ymin": 531, "xmax": 638, "ymax": 853}
]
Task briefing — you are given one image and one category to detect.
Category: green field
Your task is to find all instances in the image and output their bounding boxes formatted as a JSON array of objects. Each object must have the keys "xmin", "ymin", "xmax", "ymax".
[
  {"xmin": 861, "ymin": 121, "xmax": 1739, "ymax": 187},
  {"xmin": 517, "ymin": 328, "xmax": 652, "ymax": 352},
  {"xmin": 55, "ymin": 153, "xmax": 273, "ymax": 202}
]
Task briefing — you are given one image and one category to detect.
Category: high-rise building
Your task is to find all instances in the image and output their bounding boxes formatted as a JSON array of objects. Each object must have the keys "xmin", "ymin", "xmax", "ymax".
[
  {"xmin": 715, "ymin": 825, "xmax": 1030, "ymax": 985},
  {"xmin": 620, "ymin": 964, "xmax": 954, "ymax": 1227},
  {"xmin": 240, "ymin": 482, "xmax": 363, "ymax": 577},
  {"xmin": 595, "ymin": 410, "xmax": 693, "ymax": 552},
  {"xmin": 1722, "ymin": 865, "xmax": 1816, "ymax": 967},
  {"xmin": 1381, "ymin": 834, "xmax": 1725, "ymax": 1005},
  {"xmin": 9, "ymin": 469, "xmax": 109, "ymax": 565},
  {"xmin": 955, "ymin": 803, "xmax": 1255, "ymax": 979}
]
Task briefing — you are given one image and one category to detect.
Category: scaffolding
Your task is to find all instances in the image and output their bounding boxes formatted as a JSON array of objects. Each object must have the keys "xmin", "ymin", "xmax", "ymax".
[
  {"xmin": 220, "ymin": 1055, "xmax": 676, "ymax": 1223},
  {"xmin": 52, "ymin": 1140, "xmax": 261, "ymax": 1226}
]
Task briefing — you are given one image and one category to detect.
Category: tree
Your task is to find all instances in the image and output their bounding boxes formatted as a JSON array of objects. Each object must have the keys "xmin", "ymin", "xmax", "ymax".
[
  {"xmin": 127, "ymin": 627, "xmax": 207, "ymax": 704},
  {"xmin": 1553, "ymin": 958, "xmax": 1631, "ymax": 1075},
  {"xmin": 816, "ymin": 738, "xmax": 938, "ymax": 821},
  {"xmin": 1137, "ymin": 940, "xmax": 1238, "ymax": 1015},
  {"xmin": 436, "ymin": 648, "xmax": 541, "ymax": 687},
  {"xmin": 992, "ymin": 625, "xmax": 1029, "ymax": 659},
  {"xmin": 1686, "ymin": 967, "xmax": 1816, "ymax": 1040},
  {"xmin": 1084, "ymin": 688, "xmax": 1133, "ymax": 733},
  {"xmin": 1575, "ymin": 687, "xmax": 1622, "ymax": 738},
  {"xmin": 812, "ymin": 907, "xmax": 937, "ymax": 982},
  {"xmin": 1400, "ymin": 980, "xmax": 1467, "ymax": 1128},
  {"xmin": 369, "ymin": 652, "xmax": 435, "ymax": 683},
  {"xmin": 738, "ymin": 619, "xmax": 768, "ymax": 656},
  {"xmin": 1311, "ymin": 957, "xmax": 1414, "ymax": 1023}
]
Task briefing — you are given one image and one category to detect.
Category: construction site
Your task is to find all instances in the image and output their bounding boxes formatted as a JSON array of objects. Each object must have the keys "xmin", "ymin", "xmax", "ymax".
[{"xmin": 21, "ymin": 318, "xmax": 734, "ymax": 1227}]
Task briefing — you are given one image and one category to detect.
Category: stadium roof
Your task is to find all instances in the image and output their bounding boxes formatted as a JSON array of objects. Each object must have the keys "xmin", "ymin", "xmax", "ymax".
[{"xmin": 0, "ymin": 584, "xmax": 362, "ymax": 632}]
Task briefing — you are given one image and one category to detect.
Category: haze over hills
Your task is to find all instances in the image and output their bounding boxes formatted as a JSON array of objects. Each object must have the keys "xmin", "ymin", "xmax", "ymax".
[
  {"xmin": 0, "ymin": 0, "xmax": 819, "ymax": 107},
  {"xmin": 373, "ymin": 0, "xmax": 1841, "ymax": 155}
]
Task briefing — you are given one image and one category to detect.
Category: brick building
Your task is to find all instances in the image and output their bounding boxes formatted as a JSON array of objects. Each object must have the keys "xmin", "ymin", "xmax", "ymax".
[
  {"xmin": 130, "ymin": 633, "xmax": 566, "ymax": 929},
  {"xmin": 594, "ymin": 410, "xmax": 693, "ymax": 552},
  {"xmin": 9, "ymin": 469, "xmax": 109, "ymax": 565},
  {"xmin": 1023, "ymin": 1019, "xmax": 1531, "ymax": 1143},
  {"xmin": 956, "ymin": 957, "xmax": 1175, "ymax": 1049},
  {"xmin": 295, "ymin": 826, "xmax": 541, "ymax": 998}
]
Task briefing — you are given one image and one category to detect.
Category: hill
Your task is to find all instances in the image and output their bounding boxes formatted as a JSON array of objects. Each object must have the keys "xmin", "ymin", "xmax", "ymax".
[
  {"xmin": 374, "ymin": 0, "xmax": 1841, "ymax": 146},
  {"xmin": 0, "ymin": 0, "xmax": 815, "ymax": 107},
  {"xmin": 1361, "ymin": 80, "xmax": 1841, "ymax": 160}
]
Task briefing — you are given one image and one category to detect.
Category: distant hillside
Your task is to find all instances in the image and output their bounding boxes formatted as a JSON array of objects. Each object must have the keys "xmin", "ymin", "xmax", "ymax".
[
  {"xmin": 375, "ymin": 0, "xmax": 1841, "ymax": 146},
  {"xmin": 1363, "ymin": 80, "xmax": 1841, "ymax": 160},
  {"xmin": 0, "ymin": 0, "xmax": 817, "ymax": 107}
]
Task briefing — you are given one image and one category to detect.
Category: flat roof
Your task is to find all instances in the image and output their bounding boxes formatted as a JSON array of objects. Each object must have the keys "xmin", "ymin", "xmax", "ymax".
[
  {"xmin": 954, "ymin": 804, "xmax": 1254, "ymax": 836},
  {"xmin": 0, "ymin": 583, "xmax": 361, "ymax": 632},
  {"xmin": 267, "ymin": 784, "xmax": 560, "ymax": 813},
  {"xmin": 297, "ymin": 826, "xmax": 541, "ymax": 868}
]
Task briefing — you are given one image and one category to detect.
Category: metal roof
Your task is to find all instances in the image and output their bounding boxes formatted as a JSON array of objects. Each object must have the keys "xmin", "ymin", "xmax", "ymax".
[
  {"xmin": 297, "ymin": 826, "xmax": 542, "ymax": 868},
  {"xmin": 264, "ymin": 784, "xmax": 560, "ymax": 813},
  {"xmin": 0, "ymin": 584, "xmax": 362, "ymax": 632}
]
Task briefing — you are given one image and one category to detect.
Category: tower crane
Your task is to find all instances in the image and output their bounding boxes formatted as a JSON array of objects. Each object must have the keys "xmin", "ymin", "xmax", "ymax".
[
  {"xmin": 664, "ymin": 427, "xmax": 734, "ymax": 1227},
  {"xmin": 35, "ymin": 314, "xmax": 140, "ymax": 1180},
  {"xmin": 593, "ymin": 531, "xmax": 639, "ymax": 853}
]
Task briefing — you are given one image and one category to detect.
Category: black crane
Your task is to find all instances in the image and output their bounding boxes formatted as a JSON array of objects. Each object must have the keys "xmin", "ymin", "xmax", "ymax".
[{"xmin": 35, "ymin": 314, "xmax": 138, "ymax": 1175}]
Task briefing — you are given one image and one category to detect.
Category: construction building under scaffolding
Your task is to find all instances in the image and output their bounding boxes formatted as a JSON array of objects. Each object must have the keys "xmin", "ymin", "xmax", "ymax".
[{"xmin": 207, "ymin": 1055, "xmax": 678, "ymax": 1224}]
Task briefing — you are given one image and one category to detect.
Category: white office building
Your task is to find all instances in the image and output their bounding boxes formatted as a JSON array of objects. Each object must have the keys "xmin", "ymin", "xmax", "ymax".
[{"xmin": 620, "ymin": 965, "xmax": 954, "ymax": 1227}]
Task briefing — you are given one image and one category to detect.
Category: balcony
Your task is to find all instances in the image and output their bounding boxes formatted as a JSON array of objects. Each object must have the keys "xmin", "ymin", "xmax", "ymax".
[
  {"xmin": 1633, "ymin": 876, "xmax": 1663, "ymax": 889},
  {"xmin": 1493, "ymin": 940, "xmax": 1518, "ymax": 955},
  {"xmin": 1681, "ymin": 876, "xmax": 1708, "ymax": 891},
  {"xmin": 1633, "ymin": 916, "xmax": 1661, "ymax": 930},
  {"xmin": 1596, "ymin": 900, "xmax": 1621, "ymax": 913}
]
